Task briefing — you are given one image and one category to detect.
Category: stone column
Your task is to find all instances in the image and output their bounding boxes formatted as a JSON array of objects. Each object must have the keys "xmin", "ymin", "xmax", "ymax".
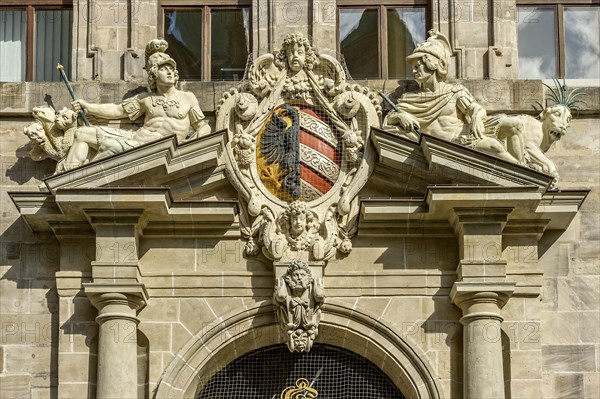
[
  {"xmin": 83, "ymin": 210, "xmax": 148, "ymax": 399},
  {"xmin": 450, "ymin": 208, "xmax": 516, "ymax": 398},
  {"xmin": 86, "ymin": 289, "xmax": 146, "ymax": 399},
  {"xmin": 451, "ymin": 284, "xmax": 514, "ymax": 398}
]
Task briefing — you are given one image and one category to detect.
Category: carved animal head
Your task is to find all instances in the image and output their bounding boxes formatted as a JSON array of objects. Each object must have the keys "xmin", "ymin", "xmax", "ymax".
[
  {"xmin": 32, "ymin": 106, "xmax": 57, "ymax": 125},
  {"xmin": 539, "ymin": 104, "xmax": 572, "ymax": 143},
  {"xmin": 24, "ymin": 122, "xmax": 47, "ymax": 145}
]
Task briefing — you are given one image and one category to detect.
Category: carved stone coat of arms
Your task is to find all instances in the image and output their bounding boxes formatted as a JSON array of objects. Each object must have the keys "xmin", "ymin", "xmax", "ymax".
[{"xmin": 216, "ymin": 33, "xmax": 381, "ymax": 351}]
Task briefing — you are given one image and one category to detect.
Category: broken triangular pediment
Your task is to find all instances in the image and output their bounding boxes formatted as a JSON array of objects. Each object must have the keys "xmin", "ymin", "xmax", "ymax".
[
  {"xmin": 365, "ymin": 127, "xmax": 554, "ymax": 198},
  {"xmin": 41, "ymin": 130, "xmax": 233, "ymax": 201}
]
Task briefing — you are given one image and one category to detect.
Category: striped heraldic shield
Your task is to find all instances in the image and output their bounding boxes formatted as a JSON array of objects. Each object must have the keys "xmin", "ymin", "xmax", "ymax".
[{"xmin": 257, "ymin": 104, "xmax": 342, "ymax": 203}]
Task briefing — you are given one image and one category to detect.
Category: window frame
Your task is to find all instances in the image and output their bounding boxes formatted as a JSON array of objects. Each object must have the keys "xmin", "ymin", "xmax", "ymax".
[
  {"xmin": 337, "ymin": 0, "xmax": 429, "ymax": 79},
  {"xmin": 516, "ymin": 0, "xmax": 599, "ymax": 78},
  {"xmin": 0, "ymin": 0, "xmax": 72, "ymax": 81},
  {"xmin": 158, "ymin": 0, "xmax": 252, "ymax": 81}
]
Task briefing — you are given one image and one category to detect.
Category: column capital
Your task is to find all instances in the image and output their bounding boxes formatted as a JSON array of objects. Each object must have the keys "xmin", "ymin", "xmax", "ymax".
[
  {"xmin": 84, "ymin": 283, "xmax": 148, "ymax": 318},
  {"xmin": 450, "ymin": 281, "xmax": 515, "ymax": 322}
]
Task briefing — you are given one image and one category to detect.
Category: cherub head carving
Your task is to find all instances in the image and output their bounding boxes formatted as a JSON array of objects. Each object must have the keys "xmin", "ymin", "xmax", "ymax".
[
  {"xmin": 276, "ymin": 33, "xmax": 317, "ymax": 73},
  {"xmin": 284, "ymin": 259, "xmax": 313, "ymax": 295},
  {"xmin": 281, "ymin": 201, "xmax": 316, "ymax": 238}
]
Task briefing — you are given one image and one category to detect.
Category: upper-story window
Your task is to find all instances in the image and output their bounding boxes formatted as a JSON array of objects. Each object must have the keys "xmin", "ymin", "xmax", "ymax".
[
  {"xmin": 338, "ymin": 1, "xmax": 428, "ymax": 80},
  {"xmin": 160, "ymin": 1, "xmax": 251, "ymax": 81},
  {"xmin": 0, "ymin": 0, "xmax": 72, "ymax": 81},
  {"xmin": 517, "ymin": 1, "xmax": 600, "ymax": 79}
]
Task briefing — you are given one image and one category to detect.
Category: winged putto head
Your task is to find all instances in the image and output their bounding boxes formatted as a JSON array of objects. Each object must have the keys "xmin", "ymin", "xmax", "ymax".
[{"xmin": 275, "ymin": 33, "xmax": 317, "ymax": 73}]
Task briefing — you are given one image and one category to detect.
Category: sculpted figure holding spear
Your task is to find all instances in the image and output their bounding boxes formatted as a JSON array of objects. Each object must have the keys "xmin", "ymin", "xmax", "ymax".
[{"xmin": 62, "ymin": 39, "xmax": 211, "ymax": 170}]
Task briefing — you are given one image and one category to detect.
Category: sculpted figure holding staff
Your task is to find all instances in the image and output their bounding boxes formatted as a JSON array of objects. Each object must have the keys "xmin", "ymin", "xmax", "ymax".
[
  {"xmin": 63, "ymin": 39, "xmax": 211, "ymax": 170},
  {"xmin": 383, "ymin": 30, "xmax": 525, "ymax": 164}
]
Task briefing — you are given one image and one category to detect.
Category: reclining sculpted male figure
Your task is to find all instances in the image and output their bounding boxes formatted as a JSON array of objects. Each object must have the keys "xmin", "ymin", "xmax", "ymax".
[
  {"xmin": 62, "ymin": 39, "xmax": 211, "ymax": 171},
  {"xmin": 383, "ymin": 30, "xmax": 525, "ymax": 165}
]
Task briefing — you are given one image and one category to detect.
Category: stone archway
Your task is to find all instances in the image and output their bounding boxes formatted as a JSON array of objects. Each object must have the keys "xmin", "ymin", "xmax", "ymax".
[{"xmin": 154, "ymin": 301, "xmax": 443, "ymax": 399}]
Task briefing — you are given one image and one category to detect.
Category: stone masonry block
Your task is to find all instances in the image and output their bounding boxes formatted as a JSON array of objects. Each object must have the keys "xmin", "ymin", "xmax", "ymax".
[
  {"xmin": 0, "ymin": 374, "xmax": 30, "ymax": 398},
  {"xmin": 58, "ymin": 352, "xmax": 96, "ymax": 384},
  {"xmin": 511, "ymin": 350, "xmax": 542, "ymax": 379},
  {"xmin": 171, "ymin": 322, "xmax": 193, "ymax": 354},
  {"xmin": 510, "ymin": 379, "xmax": 543, "ymax": 399},
  {"xmin": 542, "ymin": 345, "xmax": 597, "ymax": 372},
  {"xmin": 0, "ymin": 313, "xmax": 54, "ymax": 346},
  {"xmin": 57, "ymin": 382, "xmax": 93, "ymax": 399},
  {"xmin": 542, "ymin": 311, "xmax": 579, "ymax": 344},
  {"xmin": 584, "ymin": 372, "xmax": 600, "ymax": 398},
  {"xmin": 0, "ymin": 280, "xmax": 30, "ymax": 317},
  {"xmin": 3, "ymin": 345, "xmax": 52, "ymax": 374},
  {"xmin": 554, "ymin": 373, "xmax": 584, "ymax": 398},
  {"xmin": 138, "ymin": 322, "xmax": 171, "ymax": 352},
  {"xmin": 578, "ymin": 311, "xmax": 599, "ymax": 344},
  {"xmin": 138, "ymin": 298, "xmax": 178, "ymax": 322}
]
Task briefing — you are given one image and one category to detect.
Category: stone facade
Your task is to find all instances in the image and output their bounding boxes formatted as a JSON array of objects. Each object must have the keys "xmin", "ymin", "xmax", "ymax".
[{"xmin": 1, "ymin": 1, "xmax": 599, "ymax": 399}]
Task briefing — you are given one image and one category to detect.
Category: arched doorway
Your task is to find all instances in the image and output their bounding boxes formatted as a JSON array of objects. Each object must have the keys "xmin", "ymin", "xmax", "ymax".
[
  {"xmin": 196, "ymin": 344, "xmax": 406, "ymax": 398},
  {"xmin": 154, "ymin": 302, "xmax": 443, "ymax": 399}
]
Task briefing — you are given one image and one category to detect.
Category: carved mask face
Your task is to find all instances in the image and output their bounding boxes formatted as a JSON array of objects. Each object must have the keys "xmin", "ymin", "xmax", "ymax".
[
  {"xmin": 290, "ymin": 212, "xmax": 307, "ymax": 236},
  {"xmin": 291, "ymin": 329, "xmax": 308, "ymax": 351},
  {"xmin": 287, "ymin": 43, "xmax": 306, "ymax": 73},
  {"xmin": 292, "ymin": 268, "xmax": 308, "ymax": 286}
]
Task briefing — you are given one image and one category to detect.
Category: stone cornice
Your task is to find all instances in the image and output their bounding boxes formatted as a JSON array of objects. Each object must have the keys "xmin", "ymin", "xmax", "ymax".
[
  {"xmin": 421, "ymin": 134, "xmax": 554, "ymax": 189},
  {"xmin": 10, "ymin": 187, "xmax": 239, "ymax": 237},
  {"xmin": 359, "ymin": 185, "xmax": 586, "ymax": 234}
]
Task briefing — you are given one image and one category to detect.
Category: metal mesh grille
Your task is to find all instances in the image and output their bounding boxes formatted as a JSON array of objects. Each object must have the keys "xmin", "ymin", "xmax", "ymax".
[{"xmin": 196, "ymin": 344, "xmax": 406, "ymax": 399}]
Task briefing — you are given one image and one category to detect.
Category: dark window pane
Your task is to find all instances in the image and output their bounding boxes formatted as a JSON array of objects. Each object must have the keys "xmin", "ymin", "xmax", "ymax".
[
  {"xmin": 0, "ymin": 10, "xmax": 26, "ymax": 81},
  {"xmin": 388, "ymin": 7, "xmax": 426, "ymax": 79},
  {"xmin": 517, "ymin": 7, "xmax": 557, "ymax": 79},
  {"xmin": 35, "ymin": 10, "xmax": 72, "ymax": 81},
  {"xmin": 164, "ymin": 10, "xmax": 203, "ymax": 80},
  {"xmin": 211, "ymin": 8, "xmax": 250, "ymax": 81},
  {"xmin": 564, "ymin": 6, "xmax": 600, "ymax": 79},
  {"xmin": 339, "ymin": 8, "xmax": 379, "ymax": 79}
]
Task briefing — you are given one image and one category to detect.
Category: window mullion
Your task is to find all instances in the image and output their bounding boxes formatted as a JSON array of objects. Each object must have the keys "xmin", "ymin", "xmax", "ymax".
[
  {"xmin": 204, "ymin": 5, "xmax": 210, "ymax": 81},
  {"xmin": 380, "ymin": 5, "xmax": 387, "ymax": 79},
  {"xmin": 557, "ymin": 4, "xmax": 566, "ymax": 77},
  {"xmin": 26, "ymin": 5, "xmax": 34, "ymax": 81}
]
